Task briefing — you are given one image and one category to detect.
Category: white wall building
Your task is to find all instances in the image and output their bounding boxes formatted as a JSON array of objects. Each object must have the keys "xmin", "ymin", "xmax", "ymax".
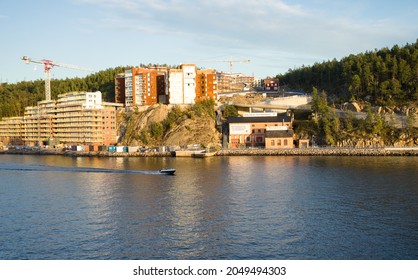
[
  {"xmin": 168, "ymin": 69, "xmax": 184, "ymax": 104},
  {"xmin": 125, "ymin": 69, "xmax": 133, "ymax": 106},
  {"xmin": 182, "ymin": 64, "xmax": 196, "ymax": 104},
  {"xmin": 169, "ymin": 64, "xmax": 197, "ymax": 104}
]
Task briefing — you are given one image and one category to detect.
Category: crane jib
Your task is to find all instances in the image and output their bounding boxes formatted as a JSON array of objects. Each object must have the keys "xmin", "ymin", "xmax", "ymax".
[{"xmin": 20, "ymin": 55, "xmax": 93, "ymax": 101}]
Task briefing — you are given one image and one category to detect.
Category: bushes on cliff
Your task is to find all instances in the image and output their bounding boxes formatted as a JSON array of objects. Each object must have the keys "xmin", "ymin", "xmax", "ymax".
[
  {"xmin": 304, "ymin": 86, "xmax": 416, "ymax": 146},
  {"xmin": 190, "ymin": 99, "xmax": 216, "ymax": 118}
]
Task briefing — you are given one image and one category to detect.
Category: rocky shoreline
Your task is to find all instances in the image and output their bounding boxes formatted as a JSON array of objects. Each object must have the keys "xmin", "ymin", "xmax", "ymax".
[{"xmin": 1, "ymin": 147, "xmax": 418, "ymax": 157}]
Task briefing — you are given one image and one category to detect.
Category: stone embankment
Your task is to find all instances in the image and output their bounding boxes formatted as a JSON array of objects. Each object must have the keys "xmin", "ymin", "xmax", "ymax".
[
  {"xmin": 63, "ymin": 151, "xmax": 172, "ymax": 157},
  {"xmin": 216, "ymin": 147, "xmax": 418, "ymax": 156},
  {"xmin": 2, "ymin": 147, "xmax": 417, "ymax": 157},
  {"xmin": 0, "ymin": 148, "xmax": 171, "ymax": 157}
]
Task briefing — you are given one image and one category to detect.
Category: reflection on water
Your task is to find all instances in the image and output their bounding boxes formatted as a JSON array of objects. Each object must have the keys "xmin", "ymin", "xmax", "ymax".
[{"xmin": 0, "ymin": 154, "xmax": 417, "ymax": 259}]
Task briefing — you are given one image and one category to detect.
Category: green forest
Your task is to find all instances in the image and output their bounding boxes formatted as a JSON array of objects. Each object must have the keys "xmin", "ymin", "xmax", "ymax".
[
  {"xmin": 277, "ymin": 41, "xmax": 417, "ymax": 146},
  {"xmin": 277, "ymin": 40, "xmax": 418, "ymax": 107},
  {"xmin": 0, "ymin": 66, "xmax": 128, "ymax": 118}
]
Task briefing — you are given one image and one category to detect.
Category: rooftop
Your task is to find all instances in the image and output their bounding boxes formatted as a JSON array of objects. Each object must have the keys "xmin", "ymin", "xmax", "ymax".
[{"xmin": 228, "ymin": 115, "xmax": 292, "ymax": 124}]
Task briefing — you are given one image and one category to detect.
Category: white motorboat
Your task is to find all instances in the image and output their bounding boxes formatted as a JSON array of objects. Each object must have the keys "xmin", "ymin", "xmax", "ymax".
[{"xmin": 159, "ymin": 168, "xmax": 176, "ymax": 175}]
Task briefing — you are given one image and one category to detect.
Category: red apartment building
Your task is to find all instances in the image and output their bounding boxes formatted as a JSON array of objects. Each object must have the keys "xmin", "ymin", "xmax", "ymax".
[
  {"xmin": 263, "ymin": 78, "xmax": 279, "ymax": 91},
  {"xmin": 115, "ymin": 67, "xmax": 167, "ymax": 107},
  {"xmin": 195, "ymin": 69, "xmax": 218, "ymax": 102},
  {"xmin": 115, "ymin": 73, "xmax": 126, "ymax": 104}
]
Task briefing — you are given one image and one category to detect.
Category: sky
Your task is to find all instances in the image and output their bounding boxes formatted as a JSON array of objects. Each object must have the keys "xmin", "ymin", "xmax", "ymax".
[{"xmin": 0, "ymin": 0, "xmax": 417, "ymax": 83}]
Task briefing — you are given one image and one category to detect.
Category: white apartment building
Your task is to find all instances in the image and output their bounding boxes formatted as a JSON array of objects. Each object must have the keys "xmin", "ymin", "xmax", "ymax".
[
  {"xmin": 168, "ymin": 69, "xmax": 184, "ymax": 104},
  {"xmin": 55, "ymin": 91, "xmax": 116, "ymax": 145},
  {"xmin": 182, "ymin": 64, "xmax": 197, "ymax": 104},
  {"xmin": 169, "ymin": 64, "xmax": 197, "ymax": 104},
  {"xmin": 125, "ymin": 69, "xmax": 134, "ymax": 106}
]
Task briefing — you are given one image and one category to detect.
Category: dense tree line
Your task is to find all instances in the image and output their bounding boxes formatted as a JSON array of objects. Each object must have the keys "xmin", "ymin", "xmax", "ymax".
[
  {"xmin": 277, "ymin": 40, "xmax": 418, "ymax": 107},
  {"xmin": 294, "ymin": 87, "xmax": 417, "ymax": 146},
  {"xmin": 0, "ymin": 66, "xmax": 127, "ymax": 118}
]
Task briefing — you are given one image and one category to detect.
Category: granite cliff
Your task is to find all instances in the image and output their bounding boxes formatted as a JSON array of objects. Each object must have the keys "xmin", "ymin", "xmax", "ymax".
[{"xmin": 117, "ymin": 103, "xmax": 221, "ymax": 149}]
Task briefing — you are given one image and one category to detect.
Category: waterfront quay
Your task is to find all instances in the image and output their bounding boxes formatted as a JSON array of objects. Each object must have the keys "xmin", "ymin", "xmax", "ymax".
[
  {"xmin": 1, "ymin": 146, "xmax": 417, "ymax": 157},
  {"xmin": 217, "ymin": 147, "xmax": 418, "ymax": 156}
]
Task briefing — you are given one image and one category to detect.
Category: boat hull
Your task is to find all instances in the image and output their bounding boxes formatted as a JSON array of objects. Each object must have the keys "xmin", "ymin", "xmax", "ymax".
[
  {"xmin": 191, "ymin": 151, "xmax": 217, "ymax": 158},
  {"xmin": 159, "ymin": 168, "xmax": 176, "ymax": 175}
]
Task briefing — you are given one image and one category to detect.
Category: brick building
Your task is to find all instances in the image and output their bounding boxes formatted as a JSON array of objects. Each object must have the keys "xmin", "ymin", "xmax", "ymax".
[
  {"xmin": 228, "ymin": 113, "xmax": 292, "ymax": 148},
  {"xmin": 195, "ymin": 69, "xmax": 218, "ymax": 103},
  {"xmin": 265, "ymin": 127, "xmax": 294, "ymax": 149},
  {"xmin": 263, "ymin": 78, "xmax": 279, "ymax": 91},
  {"xmin": 115, "ymin": 67, "xmax": 167, "ymax": 107}
]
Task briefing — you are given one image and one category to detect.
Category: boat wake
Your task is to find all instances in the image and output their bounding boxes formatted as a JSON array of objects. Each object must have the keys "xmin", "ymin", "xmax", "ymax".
[{"xmin": 0, "ymin": 163, "xmax": 169, "ymax": 175}]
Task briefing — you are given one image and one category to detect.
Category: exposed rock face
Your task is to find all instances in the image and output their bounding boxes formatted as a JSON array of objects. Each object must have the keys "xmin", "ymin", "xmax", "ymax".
[
  {"xmin": 343, "ymin": 102, "xmax": 362, "ymax": 112},
  {"xmin": 335, "ymin": 133, "xmax": 418, "ymax": 148},
  {"xmin": 163, "ymin": 116, "xmax": 220, "ymax": 147},
  {"xmin": 117, "ymin": 104, "xmax": 170, "ymax": 146},
  {"xmin": 337, "ymin": 137, "xmax": 386, "ymax": 148},
  {"xmin": 118, "ymin": 104, "xmax": 221, "ymax": 148}
]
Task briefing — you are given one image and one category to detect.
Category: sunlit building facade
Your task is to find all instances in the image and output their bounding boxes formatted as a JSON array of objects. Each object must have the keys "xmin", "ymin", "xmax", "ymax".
[{"xmin": 0, "ymin": 91, "xmax": 121, "ymax": 146}]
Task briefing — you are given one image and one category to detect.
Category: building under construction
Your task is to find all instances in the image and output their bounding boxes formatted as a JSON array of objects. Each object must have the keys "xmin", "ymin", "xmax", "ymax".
[
  {"xmin": 217, "ymin": 72, "xmax": 256, "ymax": 92},
  {"xmin": 0, "ymin": 91, "xmax": 122, "ymax": 146}
]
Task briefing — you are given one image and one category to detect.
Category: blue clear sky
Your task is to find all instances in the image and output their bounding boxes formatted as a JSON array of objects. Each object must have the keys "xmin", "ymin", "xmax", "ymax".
[{"xmin": 1, "ymin": 0, "xmax": 417, "ymax": 83}]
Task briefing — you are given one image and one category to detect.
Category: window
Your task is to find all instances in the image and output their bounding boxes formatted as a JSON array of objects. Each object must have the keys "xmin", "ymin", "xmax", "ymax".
[
  {"xmin": 284, "ymin": 139, "xmax": 288, "ymax": 146},
  {"xmin": 278, "ymin": 140, "xmax": 281, "ymax": 146},
  {"xmin": 271, "ymin": 140, "xmax": 275, "ymax": 146}
]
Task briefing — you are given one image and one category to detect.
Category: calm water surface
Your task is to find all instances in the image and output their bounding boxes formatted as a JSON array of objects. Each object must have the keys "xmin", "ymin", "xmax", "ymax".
[{"xmin": 0, "ymin": 154, "xmax": 417, "ymax": 259}]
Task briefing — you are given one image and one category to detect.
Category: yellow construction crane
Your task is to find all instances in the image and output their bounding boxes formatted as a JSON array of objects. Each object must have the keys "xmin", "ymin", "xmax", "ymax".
[
  {"xmin": 216, "ymin": 59, "xmax": 250, "ymax": 74},
  {"xmin": 203, "ymin": 58, "xmax": 250, "ymax": 74},
  {"xmin": 21, "ymin": 55, "xmax": 92, "ymax": 101}
]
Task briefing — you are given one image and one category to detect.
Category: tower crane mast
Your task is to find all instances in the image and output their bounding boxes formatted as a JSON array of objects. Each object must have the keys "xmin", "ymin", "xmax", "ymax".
[{"xmin": 21, "ymin": 56, "xmax": 92, "ymax": 101}]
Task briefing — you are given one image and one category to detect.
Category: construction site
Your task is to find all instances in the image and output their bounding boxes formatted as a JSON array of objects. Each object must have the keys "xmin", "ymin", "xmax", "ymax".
[{"xmin": 0, "ymin": 56, "xmax": 258, "ymax": 148}]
